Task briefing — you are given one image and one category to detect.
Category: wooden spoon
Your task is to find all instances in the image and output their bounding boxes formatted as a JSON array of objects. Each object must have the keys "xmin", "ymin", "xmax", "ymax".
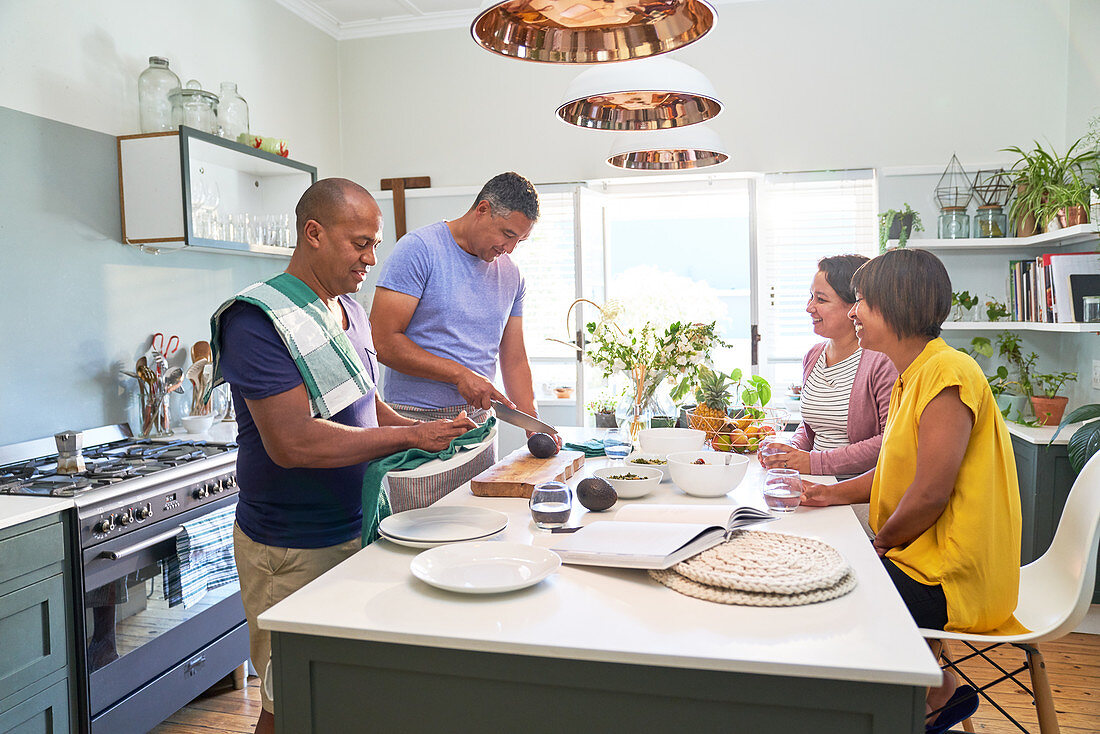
[{"xmin": 191, "ymin": 340, "xmax": 212, "ymax": 364}]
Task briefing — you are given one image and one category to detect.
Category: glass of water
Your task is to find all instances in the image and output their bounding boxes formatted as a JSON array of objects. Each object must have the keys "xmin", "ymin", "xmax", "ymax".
[
  {"xmin": 529, "ymin": 481, "xmax": 572, "ymax": 530},
  {"xmin": 764, "ymin": 468, "xmax": 803, "ymax": 513},
  {"xmin": 758, "ymin": 435, "xmax": 785, "ymax": 467},
  {"xmin": 602, "ymin": 428, "xmax": 632, "ymax": 463}
]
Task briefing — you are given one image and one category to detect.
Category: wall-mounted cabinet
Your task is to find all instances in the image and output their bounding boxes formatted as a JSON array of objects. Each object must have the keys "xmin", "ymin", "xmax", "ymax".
[{"xmin": 117, "ymin": 126, "xmax": 317, "ymax": 258}]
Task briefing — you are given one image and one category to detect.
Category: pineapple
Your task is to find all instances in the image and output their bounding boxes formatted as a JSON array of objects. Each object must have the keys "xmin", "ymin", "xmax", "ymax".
[{"xmin": 693, "ymin": 368, "xmax": 733, "ymax": 421}]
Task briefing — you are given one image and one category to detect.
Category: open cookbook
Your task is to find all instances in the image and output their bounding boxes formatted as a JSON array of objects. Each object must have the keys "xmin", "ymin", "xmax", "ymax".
[{"xmin": 549, "ymin": 504, "xmax": 776, "ymax": 570}]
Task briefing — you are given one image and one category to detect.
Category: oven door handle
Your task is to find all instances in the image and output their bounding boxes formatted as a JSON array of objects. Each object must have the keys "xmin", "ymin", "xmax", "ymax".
[{"xmin": 99, "ymin": 527, "xmax": 184, "ymax": 560}]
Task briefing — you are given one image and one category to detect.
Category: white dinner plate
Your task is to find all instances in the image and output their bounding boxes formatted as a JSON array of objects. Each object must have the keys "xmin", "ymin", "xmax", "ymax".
[
  {"xmin": 379, "ymin": 506, "xmax": 509, "ymax": 543},
  {"xmin": 410, "ymin": 542, "xmax": 561, "ymax": 594},
  {"xmin": 379, "ymin": 525, "xmax": 505, "ymax": 549}
]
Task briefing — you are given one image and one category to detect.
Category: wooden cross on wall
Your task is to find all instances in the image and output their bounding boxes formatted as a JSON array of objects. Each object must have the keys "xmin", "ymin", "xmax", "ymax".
[{"xmin": 380, "ymin": 176, "xmax": 431, "ymax": 239}]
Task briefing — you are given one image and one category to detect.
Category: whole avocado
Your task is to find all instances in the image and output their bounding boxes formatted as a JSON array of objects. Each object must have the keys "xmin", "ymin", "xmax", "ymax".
[
  {"xmin": 576, "ymin": 476, "xmax": 617, "ymax": 511},
  {"xmin": 527, "ymin": 432, "xmax": 559, "ymax": 459}
]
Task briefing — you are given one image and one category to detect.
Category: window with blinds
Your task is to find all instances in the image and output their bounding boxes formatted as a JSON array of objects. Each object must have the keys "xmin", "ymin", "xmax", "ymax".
[{"xmin": 757, "ymin": 171, "xmax": 877, "ymax": 374}]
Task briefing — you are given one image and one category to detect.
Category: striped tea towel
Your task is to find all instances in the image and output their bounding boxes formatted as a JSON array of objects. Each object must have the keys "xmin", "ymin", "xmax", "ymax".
[
  {"xmin": 162, "ymin": 504, "xmax": 238, "ymax": 608},
  {"xmin": 564, "ymin": 439, "xmax": 606, "ymax": 457},
  {"xmin": 206, "ymin": 272, "xmax": 374, "ymax": 419},
  {"xmin": 359, "ymin": 418, "xmax": 497, "ymax": 545}
]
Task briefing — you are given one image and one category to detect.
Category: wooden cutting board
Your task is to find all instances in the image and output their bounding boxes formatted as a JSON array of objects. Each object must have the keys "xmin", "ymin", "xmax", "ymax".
[{"xmin": 470, "ymin": 448, "xmax": 585, "ymax": 498}]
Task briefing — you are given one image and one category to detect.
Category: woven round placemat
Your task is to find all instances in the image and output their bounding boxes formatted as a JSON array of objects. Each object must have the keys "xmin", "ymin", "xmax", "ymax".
[{"xmin": 649, "ymin": 567, "xmax": 857, "ymax": 607}]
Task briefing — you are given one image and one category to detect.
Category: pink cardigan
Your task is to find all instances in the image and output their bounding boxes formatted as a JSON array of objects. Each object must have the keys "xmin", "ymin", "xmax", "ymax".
[{"xmin": 790, "ymin": 342, "xmax": 897, "ymax": 476}]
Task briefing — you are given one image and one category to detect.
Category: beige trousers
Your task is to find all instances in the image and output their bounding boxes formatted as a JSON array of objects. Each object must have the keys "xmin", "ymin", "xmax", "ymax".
[{"xmin": 233, "ymin": 523, "xmax": 360, "ymax": 713}]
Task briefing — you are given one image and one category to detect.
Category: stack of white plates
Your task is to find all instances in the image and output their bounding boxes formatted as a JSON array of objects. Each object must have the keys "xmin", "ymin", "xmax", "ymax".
[{"xmin": 378, "ymin": 506, "xmax": 509, "ymax": 549}]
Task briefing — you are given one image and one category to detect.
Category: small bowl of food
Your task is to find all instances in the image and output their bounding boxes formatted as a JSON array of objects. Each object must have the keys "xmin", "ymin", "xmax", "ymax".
[
  {"xmin": 592, "ymin": 465, "xmax": 662, "ymax": 499},
  {"xmin": 637, "ymin": 428, "xmax": 706, "ymax": 456},
  {"xmin": 665, "ymin": 451, "xmax": 750, "ymax": 497},
  {"xmin": 626, "ymin": 452, "xmax": 670, "ymax": 482}
]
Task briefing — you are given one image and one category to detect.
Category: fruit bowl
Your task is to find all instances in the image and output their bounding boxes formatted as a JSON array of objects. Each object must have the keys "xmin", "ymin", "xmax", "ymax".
[
  {"xmin": 686, "ymin": 407, "xmax": 787, "ymax": 453},
  {"xmin": 592, "ymin": 466, "xmax": 661, "ymax": 499}
]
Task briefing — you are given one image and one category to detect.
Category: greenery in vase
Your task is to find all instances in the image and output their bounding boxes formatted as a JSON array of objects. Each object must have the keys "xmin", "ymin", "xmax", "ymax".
[
  {"xmin": 985, "ymin": 299, "xmax": 1010, "ymax": 322},
  {"xmin": 585, "ymin": 394, "xmax": 620, "ymax": 415},
  {"xmin": 1032, "ymin": 371, "xmax": 1077, "ymax": 399},
  {"xmin": 877, "ymin": 203, "xmax": 924, "ymax": 253},
  {"xmin": 951, "ymin": 290, "xmax": 979, "ymax": 311},
  {"xmin": 1003, "ymin": 138, "xmax": 1098, "ymax": 232},
  {"xmin": 996, "ymin": 331, "xmax": 1035, "ymax": 397}
]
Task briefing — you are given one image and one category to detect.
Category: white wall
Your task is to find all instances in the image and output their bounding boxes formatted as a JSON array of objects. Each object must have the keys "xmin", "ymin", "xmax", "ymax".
[
  {"xmin": 337, "ymin": 0, "xmax": 1100, "ymax": 188},
  {"xmin": 0, "ymin": 0, "xmax": 343, "ymax": 175}
]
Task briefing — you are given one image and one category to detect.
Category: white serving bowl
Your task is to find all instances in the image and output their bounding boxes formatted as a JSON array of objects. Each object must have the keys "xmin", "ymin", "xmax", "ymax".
[
  {"xmin": 592, "ymin": 465, "xmax": 662, "ymax": 499},
  {"xmin": 637, "ymin": 428, "xmax": 706, "ymax": 456},
  {"xmin": 181, "ymin": 414, "xmax": 216, "ymax": 434},
  {"xmin": 625, "ymin": 451, "xmax": 670, "ymax": 482},
  {"xmin": 666, "ymin": 451, "xmax": 750, "ymax": 498}
]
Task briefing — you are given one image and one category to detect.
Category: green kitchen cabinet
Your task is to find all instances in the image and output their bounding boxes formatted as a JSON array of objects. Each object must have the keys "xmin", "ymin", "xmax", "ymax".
[
  {"xmin": 0, "ymin": 513, "xmax": 76, "ymax": 734},
  {"xmin": 1011, "ymin": 435, "xmax": 1100, "ymax": 604}
]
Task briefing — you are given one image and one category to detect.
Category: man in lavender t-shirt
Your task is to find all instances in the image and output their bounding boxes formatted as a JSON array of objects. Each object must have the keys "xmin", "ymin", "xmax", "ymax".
[{"xmin": 371, "ymin": 172, "xmax": 556, "ymax": 511}]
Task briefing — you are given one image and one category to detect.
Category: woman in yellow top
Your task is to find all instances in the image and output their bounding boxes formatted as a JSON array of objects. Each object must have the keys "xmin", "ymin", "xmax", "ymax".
[{"xmin": 800, "ymin": 248, "xmax": 1024, "ymax": 731}]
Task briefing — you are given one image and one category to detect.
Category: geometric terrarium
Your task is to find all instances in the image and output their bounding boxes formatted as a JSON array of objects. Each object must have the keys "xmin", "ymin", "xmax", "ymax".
[
  {"xmin": 971, "ymin": 168, "xmax": 1013, "ymax": 238},
  {"xmin": 934, "ymin": 153, "xmax": 974, "ymax": 238}
]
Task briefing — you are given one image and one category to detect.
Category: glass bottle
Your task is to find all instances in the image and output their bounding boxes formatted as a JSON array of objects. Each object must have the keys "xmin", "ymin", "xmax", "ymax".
[
  {"xmin": 138, "ymin": 57, "xmax": 181, "ymax": 133},
  {"xmin": 937, "ymin": 207, "xmax": 970, "ymax": 238},
  {"xmin": 169, "ymin": 80, "xmax": 219, "ymax": 134},
  {"xmin": 218, "ymin": 82, "xmax": 249, "ymax": 142}
]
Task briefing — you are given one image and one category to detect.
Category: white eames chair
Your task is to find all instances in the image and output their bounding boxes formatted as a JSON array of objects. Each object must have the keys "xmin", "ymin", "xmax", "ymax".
[{"xmin": 920, "ymin": 451, "xmax": 1100, "ymax": 733}]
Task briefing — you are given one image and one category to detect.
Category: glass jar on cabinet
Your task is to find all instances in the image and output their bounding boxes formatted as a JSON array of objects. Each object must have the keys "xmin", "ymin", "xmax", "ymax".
[
  {"xmin": 217, "ymin": 82, "xmax": 249, "ymax": 142},
  {"xmin": 169, "ymin": 80, "xmax": 219, "ymax": 135},
  {"xmin": 937, "ymin": 207, "xmax": 970, "ymax": 238},
  {"xmin": 138, "ymin": 57, "xmax": 181, "ymax": 133},
  {"xmin": 973, "ymin": 205, "xmax": 1007, "ymax": 238}
]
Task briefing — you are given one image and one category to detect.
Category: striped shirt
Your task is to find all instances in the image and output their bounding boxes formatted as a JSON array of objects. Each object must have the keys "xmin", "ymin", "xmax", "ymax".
[{"xmin": 800, "ymin": 348, "xmax": 862, "ymax": 453}]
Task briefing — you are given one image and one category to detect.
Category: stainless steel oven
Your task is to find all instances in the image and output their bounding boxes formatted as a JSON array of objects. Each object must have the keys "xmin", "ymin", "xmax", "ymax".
[{"xmin": 0, "ymin": 425, "xmax": 248, "ymax": 734}]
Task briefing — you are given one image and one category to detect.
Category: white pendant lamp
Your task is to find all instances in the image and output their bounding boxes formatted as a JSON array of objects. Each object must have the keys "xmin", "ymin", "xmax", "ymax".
[
  {"xmin": 557, "ymin": 57, "xmax": 721, "ymax": 131},
  {"xmin": 470, "ymin": 0, "xmax": 717, "ymax": 64},
  {"xmin": 606, "ymin": 125, "xmax": 728, "ymax": 170}
]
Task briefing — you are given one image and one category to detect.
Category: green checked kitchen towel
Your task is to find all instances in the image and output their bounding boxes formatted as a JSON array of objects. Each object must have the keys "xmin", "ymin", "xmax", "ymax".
[
  {"xmin": 206, "ymin": 273, "xmax": 374, "ymax": 419},
  {"xmin": 564, "ymin": 439, "xmax": 606, "ymax": 457},
  {"xmin": 360, "ymin": 418, "xmax": 497, "ymax": 545}
]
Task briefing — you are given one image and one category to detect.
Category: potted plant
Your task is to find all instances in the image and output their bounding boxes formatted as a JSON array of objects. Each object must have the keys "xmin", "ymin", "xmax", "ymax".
[
  {"xmin": 985, "ymin": 298, "xmax": 1010, "ymax": 322},
  {"xmin": 1030, "ymin": 371, "xmax": 1078, "ymax": 426},
  {"xmin": 1042, "ymin": 178, "xmax": 1091, "ymax": 229},
  {"xmin": 586, "ymin": 394, "xmax": 619, "ymax": 428},
  {"xmin": 878, "ymin": 203, "xmax": 924, "ymax": 253},
  {"xmin": 951, "ymin": 290, "xmax": 979, "ymax": 321},
  {"xmin": 1052, "ymin": 402, "xmax": 1100, "ymax": 473},
  {"xmin": 1003, "ymin": 138, "xmax": 1098, "ymax": 235}
]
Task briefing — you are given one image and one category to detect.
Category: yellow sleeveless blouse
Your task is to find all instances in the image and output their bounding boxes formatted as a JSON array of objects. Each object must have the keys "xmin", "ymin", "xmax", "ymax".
[{"xmin": 870, "ymin": 338, "xmax": 1026, "ymax": 635}]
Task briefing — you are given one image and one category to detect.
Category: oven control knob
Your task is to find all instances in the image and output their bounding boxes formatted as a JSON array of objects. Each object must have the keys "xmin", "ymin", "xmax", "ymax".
[
  {"xmin": 193, "ymin": 485, "xmax": 209, "ymax": 500},
  {"xmin": 118, "ymin": 511, "xmax": 132, "ymax": 526},
  {"xmin": 225, "ymin": 476, "xmax": 237, "ymax": 488},
  {"xmin": 95, "ymin": 519, "xmax": 112, "ymax": 534},
  {"xmin": 136, "ymin": 506, "xmax": 152, "ymax": 521}
]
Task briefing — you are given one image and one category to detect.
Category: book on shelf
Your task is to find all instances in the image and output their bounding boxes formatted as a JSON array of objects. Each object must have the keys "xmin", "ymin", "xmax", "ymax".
[
  {"xmin": 1046, "ymin": 252, "xmax": 1100, "ymax": 322},
  {"xmin": 1003, "ymin": 252, "xmax": 1100, "ymax": 323},
  {"xmin": 549, "ymin": 504, "xmax": 776, "ymax": 570}
]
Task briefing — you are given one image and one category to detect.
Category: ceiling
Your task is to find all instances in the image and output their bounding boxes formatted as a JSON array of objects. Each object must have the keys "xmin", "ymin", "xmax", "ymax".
[{"xmin": 274, "ymin": 0, "xmax": 752, "ymax": 40}]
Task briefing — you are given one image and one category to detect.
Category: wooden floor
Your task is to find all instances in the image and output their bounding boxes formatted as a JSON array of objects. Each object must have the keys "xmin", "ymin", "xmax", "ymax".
[{"xmin": 150, "ymin": 633, "xmax": 1100, "ymax": 734}]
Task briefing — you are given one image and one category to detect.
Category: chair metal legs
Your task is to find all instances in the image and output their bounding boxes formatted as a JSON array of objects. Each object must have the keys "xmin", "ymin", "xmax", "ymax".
[{"xmin": 932, "ymin": 639, "xmax": 1062, "ymax": 734}]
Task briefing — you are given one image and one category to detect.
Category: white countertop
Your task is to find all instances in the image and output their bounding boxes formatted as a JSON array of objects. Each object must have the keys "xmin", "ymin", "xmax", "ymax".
[
  {"xmin": 259, "ymin": 455, "xmax": 943, "ymax": 688},
  {"xmin": 0, "ymin": 495, "xmax": 74, "ymax": 531},
  {"xmin": 1006, "ymin": 421, "xmax": 1082, "ymax": 446}
]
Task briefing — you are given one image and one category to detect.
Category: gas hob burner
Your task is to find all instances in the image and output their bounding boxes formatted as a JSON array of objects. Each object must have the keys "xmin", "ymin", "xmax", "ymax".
[{"xmin": 2, "ymin": 475, "xmax": 95, "ymax": 497}]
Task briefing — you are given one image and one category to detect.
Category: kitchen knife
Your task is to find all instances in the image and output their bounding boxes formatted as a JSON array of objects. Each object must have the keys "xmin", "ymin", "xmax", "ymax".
[{"xmin": 490, "ymin": 400, "xmax": 558, "ymax": 435}]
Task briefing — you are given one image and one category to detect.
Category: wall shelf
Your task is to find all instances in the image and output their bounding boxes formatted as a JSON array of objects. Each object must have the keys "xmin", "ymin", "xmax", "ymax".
[
  {"xmin": 117, "ymin": 126, "xmax": 316, "ymax": 259},
  {"xmin": 890, "ymin": 223, "xmax": 1099, "ymax": 251},
  {"xmin": 940, "ymin": 321, "xmax": 1100, "ymax": 333}
]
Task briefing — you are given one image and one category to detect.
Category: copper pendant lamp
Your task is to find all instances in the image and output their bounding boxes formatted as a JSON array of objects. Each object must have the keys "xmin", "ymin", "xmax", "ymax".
[
  {"xmin": 471, "ymin": 0, "xmax": 717, "ymax": 64},
  {"xmin": 606, "ymin": 125, "xmax": 728, "ymax": 170},
  {"xmin": 556, "ymin": 57, "xmax": 721, "ymax": 131}
]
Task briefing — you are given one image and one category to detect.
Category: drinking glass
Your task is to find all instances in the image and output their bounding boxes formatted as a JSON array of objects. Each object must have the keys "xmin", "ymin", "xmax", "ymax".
[
  {"xmin": 602, "ymin": 428, "xmax": 632, "ymax": 463},
  {"xmin": 764, "ymin": 468, "xmax": 803, "ymax": 513},
  {"xmin": 529, "ymin": 481, "xmax": 572, "ymax": 530},
  {"xmin": 758, "ymin": 435, "xmax": 785, "ymax": 466}
]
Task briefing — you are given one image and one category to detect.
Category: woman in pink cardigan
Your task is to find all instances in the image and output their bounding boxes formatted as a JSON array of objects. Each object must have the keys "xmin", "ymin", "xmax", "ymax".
[{"xmin": 762, "ymin": 255, "xmax": 897, "ymax": 477}]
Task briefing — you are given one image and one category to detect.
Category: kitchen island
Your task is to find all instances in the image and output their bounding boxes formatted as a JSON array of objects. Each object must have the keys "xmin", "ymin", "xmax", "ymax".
[{"xmin": 259, "ymin": 454, "xmax": 941, "ymax": 733}]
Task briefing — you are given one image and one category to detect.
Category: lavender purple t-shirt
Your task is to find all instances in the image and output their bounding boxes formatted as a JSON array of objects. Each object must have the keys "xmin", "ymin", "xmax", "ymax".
[
  {"xmin": 375, "ymin": 221, "xmax": 525, "ymax": 409},
  {"xmin": 219, "ymin": 295, "xmax": 379, "ymax": 549}
]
